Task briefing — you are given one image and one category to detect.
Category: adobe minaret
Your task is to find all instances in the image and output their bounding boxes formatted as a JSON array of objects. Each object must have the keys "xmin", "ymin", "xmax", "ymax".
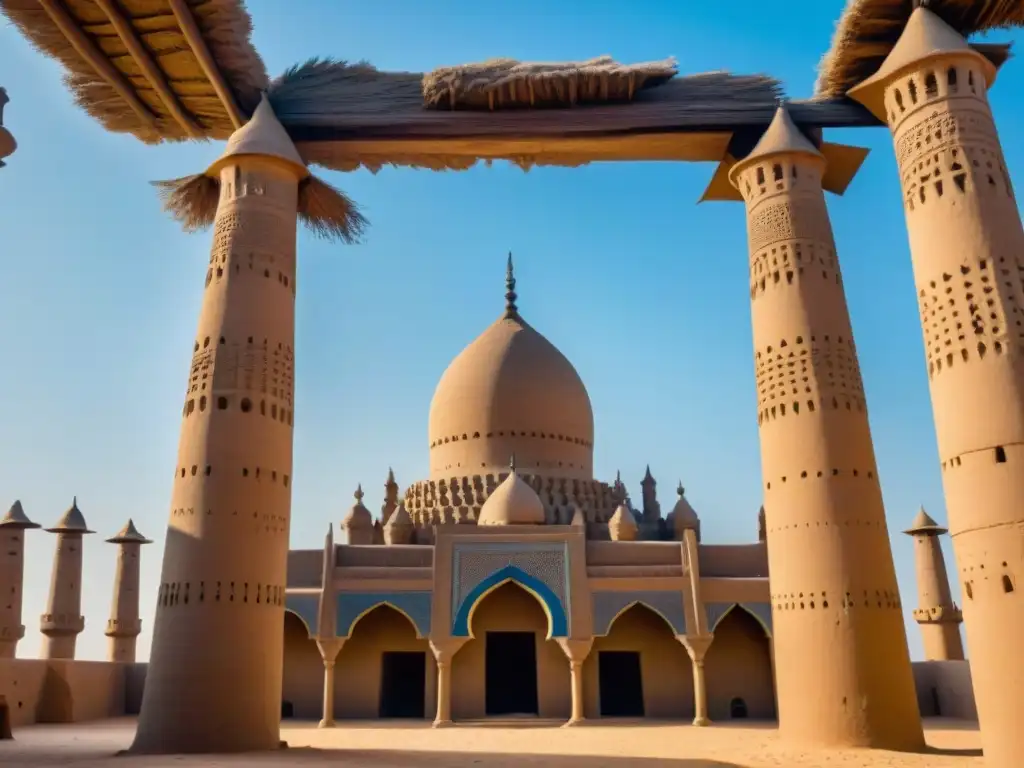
[
  {"xmin": 40, "ymin": 498, "xmax": 93, "ymax": 660},
  {"xmin": 131, "ymin": 95, "xmax": 307, "ymax": 754},
  {"xmin": 848, "ymin": 7, "xmax": 1024, "ymax": 765},
  {"xmin": 903, "ymin": 507, "xmax": 964, "ymax": 661},
  {"xmin": 105, "ymin": 519, "xmax": 152, "ymax": 663},
  {"xmin": 0, "ymin": 501, "xmax": 40, "ymax": 658},
  {"xmin": 728, "ymin": 106, "xmax": 923, "ymax": 749}
]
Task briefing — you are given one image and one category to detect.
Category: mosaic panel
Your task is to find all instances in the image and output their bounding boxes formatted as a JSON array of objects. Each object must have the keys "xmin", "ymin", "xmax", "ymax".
[
  {"xmin": 452, "ymin": 541, "xmax": 570, "ymax": 633},
  {"xmin": 592, "ymin": 590, "xmax": 688, "ymax": 636},
  {"xmin": 284, "ymin": 593, "xmax": 319, "ymax": 637},
  {"xmin": 336, "ymin": 591, "xmax": 432, "ymax": 638},
  {"xmin": 705, "ymin": 601, "xmax": 773, "ymax": 637}
]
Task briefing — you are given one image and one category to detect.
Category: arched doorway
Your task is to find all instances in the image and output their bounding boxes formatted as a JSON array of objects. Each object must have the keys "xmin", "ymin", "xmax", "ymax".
[
  {"xmin": 281, "ymin": 610, "xmax": 322, "ymax": 720},
  {"xmin": 333, "ymin": 604, "xmax": 434, "ymax": 719},
  {"xmin": 588, "ymin": 603, "xmax": 693, "ymax": 719},
  {"xmin": 703, "ymin": 606, "xmax": 775, "ymax": 720},
  {"xmin": 450, "ymin": 581, "xmax": 570, "ymax": 720}
]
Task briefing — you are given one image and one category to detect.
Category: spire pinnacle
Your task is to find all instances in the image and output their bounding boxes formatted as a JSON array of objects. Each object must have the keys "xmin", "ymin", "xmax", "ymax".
[
  {"xmin": 509, "ymin": 453, "xmax": 517, "ymax": 473},
  {"xmin": 677, "ymin": 481, "xmax": 685, "ymax": 497},
  {"xmin": 355, "ymin": 484, "xmax": 364, "ymax": 502},
  {"xmin": 504, "ymin": 252, "xmax": 518, "ymax": 317}
]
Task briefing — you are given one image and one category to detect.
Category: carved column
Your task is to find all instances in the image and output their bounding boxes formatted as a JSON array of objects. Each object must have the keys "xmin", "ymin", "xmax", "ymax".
[
  {"xmin": 316, "ymin": 638, "xmax": 344, "ymax": 728},
  {"xmin": 679, "ymin": 634, "xmax": 713, "ymax": 726},
  {"xmin": 556, "ymin": 638, "xmax": 593, "ymax": 726},
  {"xmin": 131, "ymin": 97, "xmax": 307, "ymax": 754},
  {"xmin": 847, "ymin": 9, "xmax": 1024, "ymax": 765},
  {"xmin": 730, "ymin": 106, "xmax": 922, "ymax": 750},
  {"xmin": 430, "ymin": 638, "xmax": 466, "ymax": 728},
  {"xmin": 0, "ymin": 501, "xmax": 39, "ymax": 659}
]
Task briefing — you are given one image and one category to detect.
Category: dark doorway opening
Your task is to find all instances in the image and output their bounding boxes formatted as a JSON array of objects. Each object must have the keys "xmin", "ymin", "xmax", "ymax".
[
  {"xmin": 730, "ymin": 697, "xmax": 748, "ymax": 719},
  {"xmin": 931, "ymin": 686, "xmax": 942, "ymax": 717},
  {"xmin": 380, "ymin": 651, "xmax": 427, "ymax": 718},
  {"xmin": 599, "ymin": 651, "xmax": 644, "ymax": 717},
  {"xmin": 485, "ymin": 631, "xmax": 538, "ymax": 716},
  {"xmin": 281, "ymin": 700, "xmax": 294, "ymax": 719}
]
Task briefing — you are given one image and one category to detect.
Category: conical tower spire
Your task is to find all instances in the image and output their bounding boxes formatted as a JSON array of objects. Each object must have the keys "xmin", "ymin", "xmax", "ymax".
[{"xmin": 504, "ymin": 252, "xmax": 518, "ymax": 318}]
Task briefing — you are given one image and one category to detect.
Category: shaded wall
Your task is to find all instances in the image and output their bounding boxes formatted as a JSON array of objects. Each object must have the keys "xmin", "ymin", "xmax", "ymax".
[
  {"xmin": 450, "ymin": 582, "xmax": 570, "ymax": 720},
  {"xmin": 585, "ymin": 604, "xmax": 693, "ymax": 719},
  {"xmin": 913, "ymin": 660, "xmax": 978, "ymax": 721},
  {"xmin": 282, "ymin": 611, "xmax": 323, "ymax": 719},
  {"xmin": 703, "ymin": 608, "xmax": 775, "ymax": 720},
  {"xmin": 0, "ymin": 659, "xmax": 133, "ymax": 728},
  {"xmin": 333, "ymin": 605, "xmax": 436, "ymax": 720}
]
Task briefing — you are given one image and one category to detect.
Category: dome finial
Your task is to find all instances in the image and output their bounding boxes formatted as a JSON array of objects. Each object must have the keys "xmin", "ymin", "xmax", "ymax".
[
  {"xmin": 504, "ymin": 252, "xmax": 518, "ymax": 317},
  {"xmin": 354, "ymin": 484, "xmax": 364, "ymax": 502},
  {"xmin": 0, "ymin": 87, "xmax": 8, "ymax": 124}
]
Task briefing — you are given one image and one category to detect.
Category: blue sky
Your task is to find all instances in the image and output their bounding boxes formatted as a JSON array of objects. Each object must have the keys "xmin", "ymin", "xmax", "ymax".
[{"xmin": 1, "ymin": 1, "xmax": 1021, "ymax": 663}]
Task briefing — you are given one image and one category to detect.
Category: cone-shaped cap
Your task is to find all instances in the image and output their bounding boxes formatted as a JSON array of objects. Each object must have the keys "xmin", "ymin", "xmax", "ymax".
[
  {"xmin": 106, "ymin": 518, "xmax": 152, "ymax": 544},
  {"xmin": 609, "ymin": 501, "xmax": 639, "ymax": 541},
  {"xmin": 206, "ymin": 93, "xmax": 307, "ymax": 178},
  {"xmin": 45, "ymin": 497, "xmax": 94, "ymax": 534},
  {"xmin": 730, "ymin": 106, "xmax": 823, "ymax": 186},
  {"xmin": 477, "ymin": 460, "xmax": 545, "ymax": 526},
  {"xmin": 671, "ymin": 483, "xmax": 700, "ymax": 530},
  {"xmin": 343, "ymin": 485, "xmax": 373, "ymax": 528},
  {"xmin": 570, "ymin": 504, "xmax": 587, "ymax": 527},
  {"xmin": 904, "ymin": 506, "xmax": 948, "ymax": 535},
  {"xmin": 642, "ymin": 465, "xmax": 655, "ymax": 484},
  {"xmin": 385, "ymin": 501, "xmax": 413, "ymax": 528},
  {"xmin": 848, "ymin": 6, "xmax": 996, "ymax": 120},
  {"xmin": 0, "ymin": 500, "xmax": 40, "ymax": 530}
]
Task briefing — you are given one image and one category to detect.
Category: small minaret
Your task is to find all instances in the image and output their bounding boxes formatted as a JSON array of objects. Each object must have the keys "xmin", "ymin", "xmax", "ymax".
[
  {"xmin": 343, "ymin": 486, "xmax": 374, "ymax": 545},
  {"xmin": 0, "ymin": 87, "xmax": 16, "ymax": 168},
  {"xmin": 727, "ymin": 105, "xmax": 922, "ymax": 750},
  {"xmin": 105, "ymin": 519, "xmax": 152, "ymax": 663},
  {"xmin": 640, "ymin": 466, "xmax": 661, "ymax": 522},
  {"xmin": 0, "ymin": 501, "xmax": 40, "ymax": 659},
  {"xmin": 904, "ymin": 507, "xmax": 964, "ymax": 661},
  {"xmin": 847, "ymin": 8, "xmax": 1024, "ymax": 766},
  {"xmin": 383, "ymin": 502, "xmax": 414, "ymax": 545},
  {"xmin": 669, "ymin": 484, "xmax": 701, "ymax": 543},
  {"xmin": 381, "ymin": 468, "xmax": 399, "ymax": 525},
  {"xmin": 757, "ymin": 505, "xmax": 767, "ymax": 543},
  {"xmin": 40, "ymin": 498, "xmax": 93, "ymax": 660}
]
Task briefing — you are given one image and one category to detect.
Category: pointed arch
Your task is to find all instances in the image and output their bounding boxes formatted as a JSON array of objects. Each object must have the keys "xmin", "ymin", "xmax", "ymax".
[
  {"xmin": 707, "ymin": 602, "xmax": 772, "ymax": 638},
  {"xmin": 346, "ymin": 601, "xmax": 425, "ymax": 639},
  {"xmin": 284, "ymin": 592, "xmax": 319, "ymax": 638},
  {"xmin": 604, "ymin": 601, "xmax": 679, "ymax": 636},
  {"xmin": 452, "ymin": 564, "xmax": 569, "ymax": 639}
]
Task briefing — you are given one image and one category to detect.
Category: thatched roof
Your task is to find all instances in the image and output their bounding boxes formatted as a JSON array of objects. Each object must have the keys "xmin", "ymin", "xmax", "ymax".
[
  {"xmin": 0, "ymin": 0, "xmax": 267, "ymax": 143},
  {"xmin": 816, "ymin": 0, "xmax": 1021, "ymax": 98},
  {"xmin": 421, "ymin": 56, "xmax": 678, "ymax": 110}
]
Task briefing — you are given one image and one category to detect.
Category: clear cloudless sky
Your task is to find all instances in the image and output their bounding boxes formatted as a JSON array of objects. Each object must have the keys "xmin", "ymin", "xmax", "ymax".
[{"xmin": 1, "ymin": 1, "xmax": 1022, "ymax": 663}]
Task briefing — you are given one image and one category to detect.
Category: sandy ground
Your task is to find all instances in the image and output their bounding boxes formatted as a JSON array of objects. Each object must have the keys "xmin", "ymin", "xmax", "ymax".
[{"xmin": 0, "ymin": 717, "xmax": 983, "ymax": 768}]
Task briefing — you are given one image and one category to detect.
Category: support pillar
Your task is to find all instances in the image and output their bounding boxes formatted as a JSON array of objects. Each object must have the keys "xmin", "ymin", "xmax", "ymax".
[
  {"xmin": 315, "ymin": 638, "xmax": 344, "ymax": 728},
  {"xmin": 727, "ymin": 106, "xmax": 923, "ymax": 750},
  {"xmin": 104, "ymin": 520, "xmax": 152, "ymax": 663},
  {"xmin": 556, "ymin": 638, "xmax": 593, "ymax": 726},
  {"xmin": 0, "ymin": 501, "xmax": 39, "ymax": 659},
  {"xmin": 40, "ymin": 499, "xmax": 93, "ymax": 660},
  {"xmin": 430, "ymin": 638, "xmax": 466, "ymax": 728},
  {"xmin": 847, "ymin": 8, "xmax": 1024, "ymax": 765},
  {"xmin": 131, "ymin": 96, "xmax": 308, "ymax": 754},
  {"xmin": 679, "ymin": 634, "xmax": 713, "ymax": 726}
]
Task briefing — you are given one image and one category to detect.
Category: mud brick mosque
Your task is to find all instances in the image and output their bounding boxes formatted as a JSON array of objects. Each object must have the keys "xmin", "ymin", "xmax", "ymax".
[{"xmin": 1, "ymin": 4, "xmax": 1023, "ymax": 767}]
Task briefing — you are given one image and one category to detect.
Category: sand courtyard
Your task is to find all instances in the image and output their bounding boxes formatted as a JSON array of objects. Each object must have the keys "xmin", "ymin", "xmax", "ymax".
[{"xmin": 0, "ymin": 718, "xmax": 983, "ymax": 767}]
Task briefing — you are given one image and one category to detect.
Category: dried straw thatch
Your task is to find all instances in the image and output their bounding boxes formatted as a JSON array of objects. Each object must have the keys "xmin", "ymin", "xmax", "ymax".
[
  {"xmin": 152, "ymin": 172, "xmax": 366, "ymax": 243},
  {"xmin": 421, "ymin": 56, "xmax": 678, "ymax": 110},
  {"xmin": 0, "ymin": 0, "xmax": 268, "ymax": 143},
  {"xmin": 816, "ymin": 0, "xmax": 1022, "ymax": 98}
]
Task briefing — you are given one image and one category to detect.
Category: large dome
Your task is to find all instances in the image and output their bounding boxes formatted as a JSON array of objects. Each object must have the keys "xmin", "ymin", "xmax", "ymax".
[{"xmin": 427, "ymin": 258, "xmax": 594, "ymax": 481}]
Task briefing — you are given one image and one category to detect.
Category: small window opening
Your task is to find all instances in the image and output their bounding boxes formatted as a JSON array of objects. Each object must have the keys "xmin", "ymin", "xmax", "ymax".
[
  {"xmin": 995, "ymin": 446, "xmax": 1007, "ymax": 463},
  {"xmin": 1002, "ymin": 574, "xmax": 1014, "ymax": 593}
]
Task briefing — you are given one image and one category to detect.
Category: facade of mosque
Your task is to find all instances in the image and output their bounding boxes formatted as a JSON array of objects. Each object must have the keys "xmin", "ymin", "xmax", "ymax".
[{"xmin": 281, "ymin": 261, "xmax": 775, "ymax": 726}]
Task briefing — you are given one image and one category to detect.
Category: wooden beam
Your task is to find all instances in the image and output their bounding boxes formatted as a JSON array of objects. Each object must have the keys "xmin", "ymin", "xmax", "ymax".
[
  {"xmin": 37, "ymin": 0, "xmax": 159, "ymax": 133},
  {"xmin": 92, "ymin": 0, "xmax": 203, "ymax": 138},
  {"xmin": 166, "ymin": 0, "xmax": 245, "ymax": 130}
]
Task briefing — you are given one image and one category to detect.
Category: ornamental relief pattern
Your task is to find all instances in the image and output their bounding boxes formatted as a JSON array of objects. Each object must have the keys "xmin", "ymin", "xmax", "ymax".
[{"xmin": 451, "ymin": 541, "xmax": 569, "ymax": 622}]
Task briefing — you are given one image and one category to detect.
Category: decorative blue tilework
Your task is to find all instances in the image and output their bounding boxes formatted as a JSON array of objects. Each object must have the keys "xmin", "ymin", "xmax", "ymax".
[
  {"xmin": 285, "ymin": 593, "xmax": 319, "ymax": 637},
  {"xmin": 336, "ymin": 591, "xmax": 432, "ymax": 638},
  {"xmin": 704, "ymin": 602, "xmax": 772, "ymax": 637},
  {"xmin": 451, "ymin": 541, "xmax": 571, "ymax": 635},
  {"xmin": 451, "ymin": 564, "xmax": 568, "ymax": 638},
  {"xmin": 592, "ymin": 590, "xmax": 688, "ymax": 636}
]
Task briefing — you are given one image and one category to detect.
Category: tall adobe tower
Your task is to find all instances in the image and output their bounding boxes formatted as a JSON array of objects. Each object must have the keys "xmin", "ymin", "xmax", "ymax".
[
  {"xmin": 0, "ymin": 501, "xmax": 39, "ymax": 658},
  {"xmin": 131, "ymin": 96, "xmax": 306, "ymax": 754},
  {"xmin": 729, "ymin": 107, "xmax": 923, "ymax": 749},
  {"xmin": 848, "ymin": 8, "xmax": 1024, "ymax": 765},
  {"xmin": 40, "ymin": 498, "xmax": 93, "ymax": 660},
  {"xmin": 105, "ymin": 519, "xmax": 152, "ymax": 663},
  {"xmin": 903, "ymin": 507, "xmax": 964, "ymax": 661}
]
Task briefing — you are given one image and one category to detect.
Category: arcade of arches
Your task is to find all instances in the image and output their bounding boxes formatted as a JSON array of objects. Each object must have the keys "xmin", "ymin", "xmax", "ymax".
[{"xmin": 283, "ymin": 584, "xmax": 775, "ymax": 723}]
